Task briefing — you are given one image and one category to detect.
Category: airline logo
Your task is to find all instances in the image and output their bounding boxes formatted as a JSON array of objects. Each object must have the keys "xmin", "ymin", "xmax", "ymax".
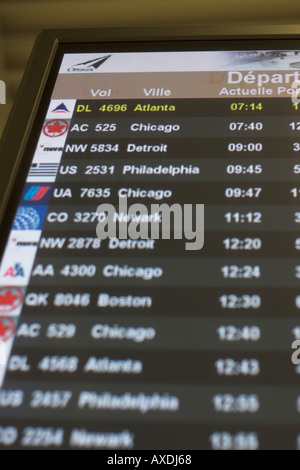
[
  {"xmin": 12, "ymin": 206, "xmax": 47, "ymax": 231},
  {"xmin": 28, "ymin": 162, "xmax": 59, "ymax": 180},
  {"xmin": 51, "ymin": 102, "xmax": 69, "ymax": 113},
  {"xmin": 43, "ymin": 119, "xmax": 68, "ymax": 138},
  {"xmin": 3, "ymin": 263, "xmax": 24, "ymax": 278},
  {"xmin": 0, "ymin": 287, "xmax": 23, "ymax": 314},
  {"xmin": 7, "ymin": 230, "xmax": 41, "ymax": 252},
  {"xmin": 67, "ymin": 55, "xmax": 111, "ymax": 72},
  {"xmin": 45, "ymin": 100, "xmax": 76, "ymax": 120},
  {"xmin": 0, "ymin": 257, "xmax": 32, "ymax": 285},
  {"xmin": 0, "ymin": 317, "xmax": 15, "ymax": 342},
  {"xmin": 23, "ymin": 185, "xmax": 51, "ymax": 202},
  {"xmin": 38, "ymin": 144, "xmax": 64, "ymax": 154},
  {"xmin": 9, "ymin": 236, "xmax": 39, "ymax": 250},
  {"xmin": 0, "ymin": 231, "xmax": 40, "ymax": 285}
]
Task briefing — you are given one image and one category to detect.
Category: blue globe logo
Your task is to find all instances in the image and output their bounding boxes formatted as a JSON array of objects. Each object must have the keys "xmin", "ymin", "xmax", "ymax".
[{"xmin": 13, "ymin": 207, "xmax": 40, "ymax": 230}]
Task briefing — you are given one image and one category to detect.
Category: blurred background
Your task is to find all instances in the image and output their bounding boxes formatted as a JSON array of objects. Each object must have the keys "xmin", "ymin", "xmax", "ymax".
[{"xmin": 0, "ymin": 0, "xmax": 300, "ymax": 135}]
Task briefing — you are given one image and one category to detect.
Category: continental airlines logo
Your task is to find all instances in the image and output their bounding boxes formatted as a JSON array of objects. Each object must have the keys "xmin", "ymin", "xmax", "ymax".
[{"xmin": 67, "ymin": 55, "xmax": 111, "ymax": 72}]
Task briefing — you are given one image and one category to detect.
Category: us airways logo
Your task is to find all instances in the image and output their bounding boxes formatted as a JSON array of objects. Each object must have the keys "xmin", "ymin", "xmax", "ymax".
[{"xmin": 67, "ymin": 55, "xmax": 111, "ymax": 72}]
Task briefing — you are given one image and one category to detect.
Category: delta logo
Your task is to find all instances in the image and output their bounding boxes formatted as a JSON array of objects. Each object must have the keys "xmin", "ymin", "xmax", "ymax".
[
  {"xmin": 0, "ymin": 287, "xmax": 23, "ymax": 314},
  {"xmin": 51, "ymin": 103, "xmax": 69, "ymax": 113},
  {"xmin": 43, "ymin": 119, "xmax": 68, "ymax": 138},
  {"xmin": 67, "ymin": 55, "xmax": 111, "ymax": 72},
  {"xmin": 0, "ymin": 317, "xmax": 15, "ymax": 342}
]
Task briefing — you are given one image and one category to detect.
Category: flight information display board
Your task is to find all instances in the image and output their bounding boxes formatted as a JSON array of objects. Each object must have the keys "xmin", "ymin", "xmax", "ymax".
[{"xmin": 1, "ymin": 43, "xmax": 300, "ymax": 449}]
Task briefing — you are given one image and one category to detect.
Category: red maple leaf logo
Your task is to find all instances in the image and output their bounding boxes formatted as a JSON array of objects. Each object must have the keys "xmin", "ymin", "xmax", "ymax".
[
  {"xmin": 43, "ymin": 119, "xmax": 68, "ymax": 137},
  {"xmin": 0, "ymin": 323, "xmax": 9, "ymax": 336},
  {"xmin": 0, "ymin": 287, "xmax": 23, "ymax": 313},
  {"xmin": 0, "ymin": 317, "xmax": 15, "ymax": 341},
  {"xmin": 47, "ymin": 122, "xmax": 64, "ymax": 134},
  {"xmin": 0, "ymin": 290, "xmax": 18, "ymax": 306}
]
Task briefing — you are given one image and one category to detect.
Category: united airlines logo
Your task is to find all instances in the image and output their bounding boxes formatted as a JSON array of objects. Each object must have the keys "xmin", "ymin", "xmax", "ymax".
[
  {"xmin": 23, "ymin": 185, "xmax": 50, "ymax": 202},
  {"xmin": 67, "ymin": 55, "xmax": 111, "ymax": 72}
]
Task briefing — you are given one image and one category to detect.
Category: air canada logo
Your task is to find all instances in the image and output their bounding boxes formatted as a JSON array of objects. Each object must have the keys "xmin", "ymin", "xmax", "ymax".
[
  {"xmin": 0, "ymin": 287, "xmax": 23, "ymax": 314},
  {"xmin": 0, "ymin": 317, "xmax": 15, "ymax": 341},
  {"xmin": 43, "ymin": 119, "xmax": 68, "ymax": 137},
  {"xmin": 67, "ymin": 55, "xmax": 111, "ymax": 72}
]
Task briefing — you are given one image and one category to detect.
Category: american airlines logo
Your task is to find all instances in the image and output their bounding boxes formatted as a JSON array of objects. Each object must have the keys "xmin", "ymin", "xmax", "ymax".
[{"xmin": 67, "ymin": 55, "xmax": 111, "ymax": 72}]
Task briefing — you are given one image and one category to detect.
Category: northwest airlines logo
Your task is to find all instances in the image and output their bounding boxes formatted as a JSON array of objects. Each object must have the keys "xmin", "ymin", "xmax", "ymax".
[{"xmin": 67, "ymin": 55, "xmax": 111, "ymax": 72}]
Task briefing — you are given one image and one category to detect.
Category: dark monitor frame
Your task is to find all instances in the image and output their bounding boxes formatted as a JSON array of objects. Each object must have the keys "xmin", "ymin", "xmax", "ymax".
[{"xmin": 1, "ymin": 24, "xmax": 300, "ymax": 245}]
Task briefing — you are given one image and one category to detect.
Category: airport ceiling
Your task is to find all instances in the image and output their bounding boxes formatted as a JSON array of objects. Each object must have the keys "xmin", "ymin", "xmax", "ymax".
[{"xmin": 0, "ymin": 0, "xmax": 300, "ymax": 134}]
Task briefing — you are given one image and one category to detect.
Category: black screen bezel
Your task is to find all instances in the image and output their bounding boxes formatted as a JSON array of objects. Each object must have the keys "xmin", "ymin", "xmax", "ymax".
[{"xmin": 2, "ymin": 26, "xmax": 300, "ymax": 258}]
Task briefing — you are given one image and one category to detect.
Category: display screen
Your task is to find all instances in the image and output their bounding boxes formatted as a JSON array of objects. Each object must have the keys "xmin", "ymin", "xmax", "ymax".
[{"xmin": 1, "ymin": 42, "xmax": 300, "ymax": 450}]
